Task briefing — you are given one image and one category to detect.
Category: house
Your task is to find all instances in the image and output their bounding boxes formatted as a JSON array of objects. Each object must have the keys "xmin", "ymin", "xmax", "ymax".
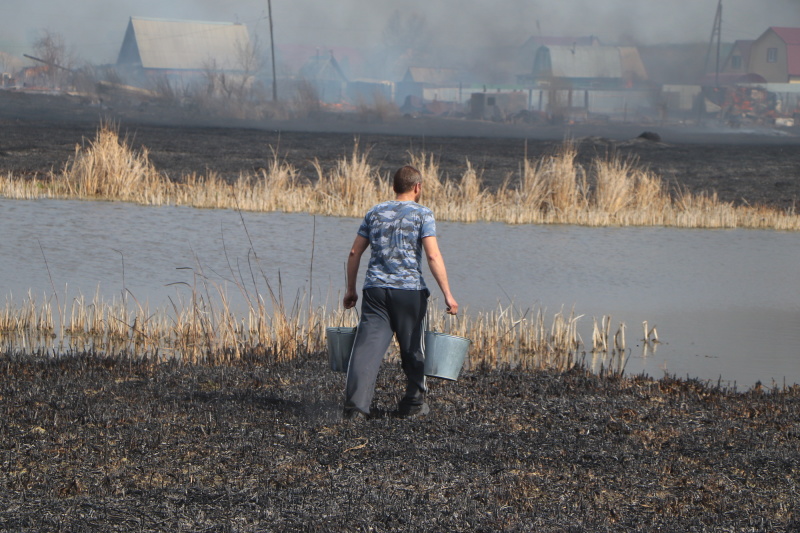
[
  {"xmin": 116, "ymin": 17, "xmax": 251, "ymax": 80},
  {"xmin": 747, "ymin": 27, "xmax": 800, "ymax": 83},
  {"xmin": 278, "ymin": 45, "xmax": 365, "ymax": 79},
  {"xmin": 400, "ymin": 67, "xmax": 461, "ymax": 86},
  {"xmin": 517, "ymin": 35, "xmax": 601, "ymax": 73},
  {"xmin": 702, "ymin": 38, "xmax": 764, "ymax": 86},
  {"xmin": 396, "ymin": 67, "xmax": 464, "ymax": 107},
  {"xmin": 514, "ymin": 45, "xmax": 655, "ymax": 122},
  {"xmin": 297, "ymin": 51, "xmax": 349, "ymax": 104},
  {"xmin": 722, "ymin": 40, "xmax": 755, "ymax": 75},
  {"xmin": 523, "ymin": 45, "xmax": 647, "ymax": 89}
]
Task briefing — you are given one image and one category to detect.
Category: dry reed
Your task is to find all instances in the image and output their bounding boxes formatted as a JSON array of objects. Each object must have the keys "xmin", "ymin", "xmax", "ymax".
[
  {"xmin": 1, "ymin": 286, "xmax": 630, "ymax": 373},
  {"xmin": 1, "ymin": 124, "xmax": 799, "ymax": 230}
]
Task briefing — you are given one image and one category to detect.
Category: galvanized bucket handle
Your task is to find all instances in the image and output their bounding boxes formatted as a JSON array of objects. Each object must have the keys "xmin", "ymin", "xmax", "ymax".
[
  {"xmin": 338, "ymin": 305, "xmax": 359, "ymax": 327},
  {"xmin": 426, "ymin": 311, "xmax": 459, "ymax": 335}
]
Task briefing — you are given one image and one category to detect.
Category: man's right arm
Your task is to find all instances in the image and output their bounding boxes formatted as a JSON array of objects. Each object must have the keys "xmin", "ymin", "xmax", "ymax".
[
  {"xmin": 344, "ymin": 235, "xmax": 369, "ymax": 309},
  {"xmin": 422, "ymin": 236, "xmax": 458, "ymax": 315}
]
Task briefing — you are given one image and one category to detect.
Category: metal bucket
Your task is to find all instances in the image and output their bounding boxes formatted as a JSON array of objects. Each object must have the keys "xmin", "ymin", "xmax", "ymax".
[
  {"xmin": 326, "ymin": 327, "xmax": 357, "ymax": 372},
  {"xmin": 424, "ymin": 331, "xmax": 470, "ymax": 381}
]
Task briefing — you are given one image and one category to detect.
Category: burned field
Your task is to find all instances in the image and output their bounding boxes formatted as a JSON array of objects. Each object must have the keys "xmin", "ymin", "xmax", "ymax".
[
  {"xmin": 3, "ymin": 92, "xmax": 800, "ymax": 530},
  {"xmin": 2, "ymin": 90, "xmax": 800, "ymax": 212},
  {"xmin": 2, "ymin": 355, "xmax": 800, "ymax": 531}
]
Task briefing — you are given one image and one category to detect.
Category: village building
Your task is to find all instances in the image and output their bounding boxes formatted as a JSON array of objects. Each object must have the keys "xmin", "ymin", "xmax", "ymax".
[
  {"xmin": 522, "ymin": 45, "xmax": 647, "ymax": 89},
  {"xmin": 692, "ymin": 27, "xmax": 800, "ymax": 125},
  {"xmin": 722, "ymin": 40, "xmax": 755, "ymax": 76},
  {"xmin": 116, "ymin": 17, "xmax": 252, "ymax": 85},
  {"xmin": 514, "ymin": 44, "xmax": 652, "ymax": 122},
  {"xmin": 746, "ymin": 27, "xmax": 800, "ymax": 83},
  {"xmin": 278, "ymin": 45, "xmax": 364, "ymax": 80},
  {"xmin": 297, "ymin": 51, "xmax": 349, "ymax": 104},
  {"xmin": 396, "ymin": 67, "xmax": 465, "ymax": 111},
  {"xmin": 516, "ymin": 35, "xmax": 601, "ymax": 74}
]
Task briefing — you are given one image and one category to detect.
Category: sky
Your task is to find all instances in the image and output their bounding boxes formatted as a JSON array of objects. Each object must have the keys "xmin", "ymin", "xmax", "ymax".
[{"xmin": 1, "ymin": 0, "xmax": 799, "ymax": 65}]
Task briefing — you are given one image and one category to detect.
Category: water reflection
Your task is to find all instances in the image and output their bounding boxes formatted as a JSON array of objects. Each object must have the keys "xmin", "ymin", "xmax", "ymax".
[{"xmin": 2, "ymin": 198, "xmax": 799, "ymax": 388}]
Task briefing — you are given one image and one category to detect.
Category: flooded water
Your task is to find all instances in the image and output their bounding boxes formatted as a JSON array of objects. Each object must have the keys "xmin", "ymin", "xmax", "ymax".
[{"xmin": 3, "ymin": 198, "xmax": 799, "ymax": 388}]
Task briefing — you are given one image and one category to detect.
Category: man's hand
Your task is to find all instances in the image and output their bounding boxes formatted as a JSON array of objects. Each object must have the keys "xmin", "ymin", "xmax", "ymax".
[
  {"xmin": 343, "ymin": 289, "xmax": 359, "ymax": 309},
  {"xmin": 445, "ymin": 295, "xmax": 458, "ymax": 315}
]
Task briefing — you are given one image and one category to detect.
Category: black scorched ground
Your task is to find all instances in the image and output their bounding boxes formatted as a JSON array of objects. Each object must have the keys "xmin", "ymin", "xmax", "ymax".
[{"xmin": 2, "ymin": 354, "xmax": 799, "ymax": 531}]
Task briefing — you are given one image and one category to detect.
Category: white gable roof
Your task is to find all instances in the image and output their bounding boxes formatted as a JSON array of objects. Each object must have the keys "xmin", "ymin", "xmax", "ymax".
[
  {"xmin": 545, "ymin": 46, "xmax": 623, "ymax": 78},
  {"xmin": 118, "ymin": 17, "xmax": 250, "ymax": 70}
]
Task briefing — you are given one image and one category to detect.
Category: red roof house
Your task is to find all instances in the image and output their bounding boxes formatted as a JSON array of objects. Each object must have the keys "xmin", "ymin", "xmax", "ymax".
[{"xmin": 749, "ymin": 27, "xmax": 800, "ymax": 83}]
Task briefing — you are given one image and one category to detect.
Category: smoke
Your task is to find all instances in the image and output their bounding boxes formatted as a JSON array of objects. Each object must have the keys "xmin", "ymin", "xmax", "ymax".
[{"xmin": 1, "ymin": 0, "xmax": 798, "ymax": 65}]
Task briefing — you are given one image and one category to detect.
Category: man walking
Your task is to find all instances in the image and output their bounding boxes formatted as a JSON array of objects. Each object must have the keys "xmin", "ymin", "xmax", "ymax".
[{"xmin": 342, "ymin": 165, "xmax": 458, "ymax": 420}]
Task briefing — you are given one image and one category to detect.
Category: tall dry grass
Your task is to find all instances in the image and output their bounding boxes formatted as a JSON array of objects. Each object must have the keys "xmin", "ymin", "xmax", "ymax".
[
  {"xmin": 2, "ymin": 286, "xmax": 627, "ymax": 372},
  {"xmin": 2, "ymin": 123, "xmax": 799, "ymax": 230},
  {"xmin": 62, "ymin": 125, "xmax": 167, "ymax": 200},
  {"xmin": 2, "ymin": 232, "xmax": 620, "ymax": 372}
]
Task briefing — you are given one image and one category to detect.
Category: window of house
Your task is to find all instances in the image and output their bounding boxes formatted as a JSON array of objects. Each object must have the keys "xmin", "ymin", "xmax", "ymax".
[
  {"xmin": 731, "ymin": 55, "xmax": 742, "ymax": 69},
  {"xmin": 767, "ymin": 48, "xmax": 778, "ymax": 63}
]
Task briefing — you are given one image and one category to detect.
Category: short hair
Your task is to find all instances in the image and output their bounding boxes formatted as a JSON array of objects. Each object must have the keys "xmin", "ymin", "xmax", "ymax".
[{"xmin": 393, "ymin": 165, "xmax": 422, "ymax": 194}]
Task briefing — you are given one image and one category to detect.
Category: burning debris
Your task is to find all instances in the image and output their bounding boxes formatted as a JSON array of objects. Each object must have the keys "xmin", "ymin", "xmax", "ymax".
[{"xmin": 705, "ymin": 85, "xmax": 796, "ymax": 128}]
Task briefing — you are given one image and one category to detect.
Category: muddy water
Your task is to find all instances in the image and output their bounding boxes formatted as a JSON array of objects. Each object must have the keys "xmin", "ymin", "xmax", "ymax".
[{"xmin": 3, "ymin": 198, "xmax": 799, "ymax": 388}]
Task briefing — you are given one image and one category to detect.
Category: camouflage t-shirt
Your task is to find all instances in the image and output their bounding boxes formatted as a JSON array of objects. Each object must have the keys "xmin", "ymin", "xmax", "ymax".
[{"xmin": 358, "ymin": 200, "xmax": 436, "ymax": 290}]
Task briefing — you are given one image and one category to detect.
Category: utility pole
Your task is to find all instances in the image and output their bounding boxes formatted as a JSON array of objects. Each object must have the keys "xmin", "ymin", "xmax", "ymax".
[
  {"xmin": 704, "ymin": 0, "xmax": 723, "ymax": 87},
  {"xmin": 268, "ymin": 0, "xmax": 277, "ymax": 101}
]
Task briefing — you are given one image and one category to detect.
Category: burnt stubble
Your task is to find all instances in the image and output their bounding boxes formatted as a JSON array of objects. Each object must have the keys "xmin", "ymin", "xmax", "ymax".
[
  {"xmin": 2, "ymin": 355, "xmax": 799, "ymax": 531},
  {"xmin": 2, "ymin": 91, "xmax": 800, "ymax": 531}
]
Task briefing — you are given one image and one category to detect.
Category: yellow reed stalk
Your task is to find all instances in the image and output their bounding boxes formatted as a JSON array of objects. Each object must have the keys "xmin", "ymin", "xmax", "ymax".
[
  {"xmin": 545, "ymin": 141, "xmax": 582, "ymax": 213},
  {"xmin": 408, "ymin": 151, "xmax": 445, "ymax": 205},
  {"xmin": 515, "ymin": 156, "xmax": 551, "ymax": 210},
  {"xmin": 593, "ymin": 154, "xmax": 635, "ymax": 214},
  {"xmin": 0, "ymin": 173, "xmax": 50, "ymax": 199},
  {"xmin": 66, "ymin": 294, "xmax": 87, "ymax": 335},
  {"xmin": 3, "ymin": 126, "xmax": 800, "ymax": 230},
  {"xmin": 312, "ymin": 140, "xmax": 381, "ymax": 217},
  {"xmin": 58, "ymin": 123, "xmax": 167, "ymax": 203}
]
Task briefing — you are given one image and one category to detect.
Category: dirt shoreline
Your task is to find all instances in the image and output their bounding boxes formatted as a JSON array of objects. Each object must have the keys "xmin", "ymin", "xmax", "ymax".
[
  {"xmin": 3, "ymin": 90, "xmax": 800, "ymax": 210},
  {"xmin": 2, "ymin": 354, "xmax": 799, "ymax": 531}
]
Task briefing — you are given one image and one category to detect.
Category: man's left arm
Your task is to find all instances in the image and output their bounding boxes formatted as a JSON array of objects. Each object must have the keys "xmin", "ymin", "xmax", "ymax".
[{"xmin": 422, "ymin": 236, "xmax": 458, "ymax": 315}]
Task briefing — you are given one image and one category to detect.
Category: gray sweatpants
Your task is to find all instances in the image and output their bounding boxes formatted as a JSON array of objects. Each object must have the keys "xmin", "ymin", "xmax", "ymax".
[{"xmin": 344, "ymin": 287, "xmax": 428, "ymax": 414}]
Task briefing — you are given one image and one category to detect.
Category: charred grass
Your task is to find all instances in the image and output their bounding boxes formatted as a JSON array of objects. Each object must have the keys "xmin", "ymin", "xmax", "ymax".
[{"xmin": 2, "ymin": 353, "xmax": 800, "ymax": 531}]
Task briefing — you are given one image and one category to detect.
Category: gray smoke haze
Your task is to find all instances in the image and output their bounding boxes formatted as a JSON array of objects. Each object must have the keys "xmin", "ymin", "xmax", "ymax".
[{"xmin": 2, "ymin": 0, "xmax": 799, "ymax": 64}]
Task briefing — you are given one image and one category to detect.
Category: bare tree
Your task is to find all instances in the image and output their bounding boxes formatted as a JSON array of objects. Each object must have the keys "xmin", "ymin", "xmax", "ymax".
[
  {"xmin": 31, "ymin": 30, "xmax": 72, "ymax": 89},
  {"xmin": 195, "ymin": 36, "xmax": 268, "ymax": 119},
  {"xmin": 220, "ymin": 36, "xmax": 265, "ymax": 103}
]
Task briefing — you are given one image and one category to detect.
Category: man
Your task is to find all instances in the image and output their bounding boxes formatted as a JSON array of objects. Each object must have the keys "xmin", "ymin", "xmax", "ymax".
[{"xmin": 342, "ymin": 165, "xmax": 458, "ymax": 420}]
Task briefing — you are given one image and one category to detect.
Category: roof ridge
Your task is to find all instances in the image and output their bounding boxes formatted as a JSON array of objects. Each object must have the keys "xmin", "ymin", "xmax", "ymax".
[
  {"xmin": 130, "ymin": 16, "xmax": 239, "ymax": 26},
  {"xmin": 769, "ymin": 27, "xmax": 800, "ymax": 45}
]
